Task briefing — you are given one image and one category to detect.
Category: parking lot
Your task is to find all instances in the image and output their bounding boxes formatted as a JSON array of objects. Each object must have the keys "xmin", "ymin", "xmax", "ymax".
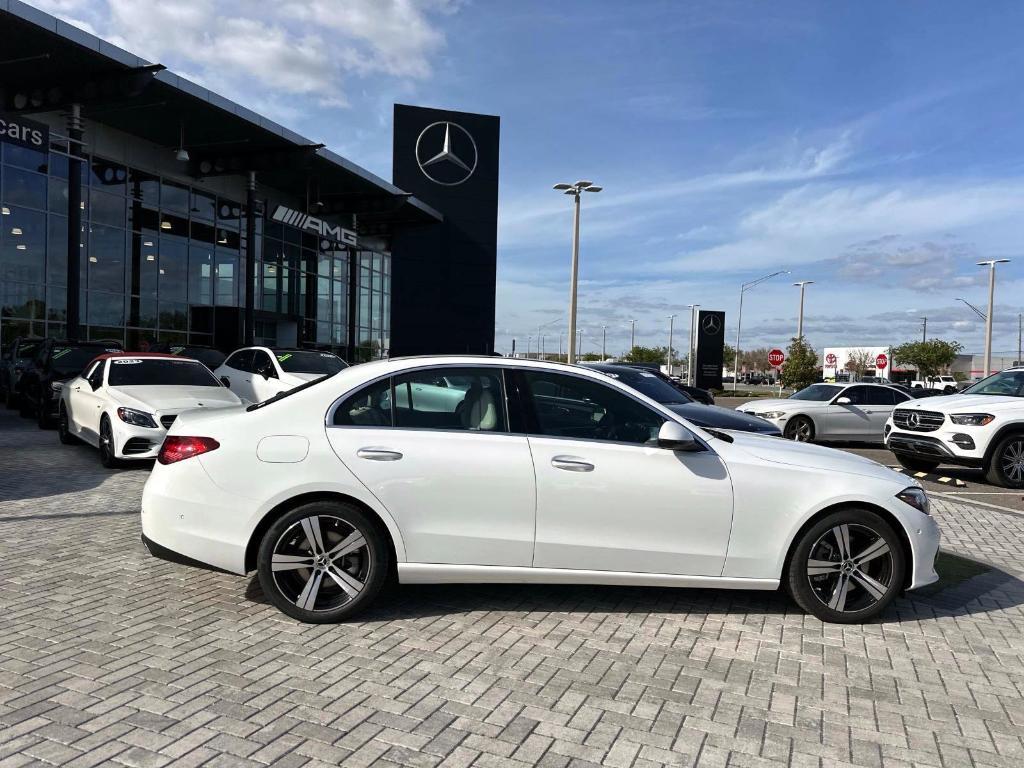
[{"xmin": 2, "ymin": 407, "xmax": 1024, "ymax": 768}]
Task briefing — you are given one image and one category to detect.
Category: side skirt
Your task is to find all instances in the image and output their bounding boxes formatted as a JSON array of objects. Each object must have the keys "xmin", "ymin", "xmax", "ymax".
[{"xmin": 398, "ymin": 563, "xmax": 779, "ymax": 590}]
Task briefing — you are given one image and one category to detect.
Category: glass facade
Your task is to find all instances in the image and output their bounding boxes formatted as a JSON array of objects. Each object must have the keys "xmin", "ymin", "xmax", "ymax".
[{"xmin": 0, "ymin": 140, "xmax": 391, "ymax": 361}]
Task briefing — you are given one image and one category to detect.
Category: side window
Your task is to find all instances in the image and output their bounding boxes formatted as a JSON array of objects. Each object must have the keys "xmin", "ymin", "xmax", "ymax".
[
  {"xmin": 841, "ymin": 386, "xmax": 866, "ymax": 405},
  {"xmin": 225, "ymin": 350, "xmax": 254, "ymax": 372},
  {"xmin": 252, "ymin": 351, "xmax": 277, "ymax": 378},
  {"xmin": 523, "ymin": 371, "xmax": 665, "ymax": 445},
  {"xmin": 332, "ymin": 378, "xmax": 393, "ymax": 426},
  {"xmin": 891, "ymin": 389, "xmax": 909, "ymax": 403},
  {"xmin": 862, "ymin": 387, "xmax": 894, "ymax": 405},
  {"xmin": 392, "ymin": 368, "xmax": 507, "ymax": 432},
  {"xmin": 87, "ymin": 362, "xmax": 105, "ymax": 390}
]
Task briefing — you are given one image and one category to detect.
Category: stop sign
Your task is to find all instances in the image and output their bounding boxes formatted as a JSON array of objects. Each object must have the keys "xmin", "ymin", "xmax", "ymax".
[
  {"xmin": 876, "ymin": 353, "xmax": 888, "ymax": 370},
  {"xmin": 768, "ymin": 348, "xmax": 785, "ymax": 367},
  {"xmin": 825, "ymin": 352, "xmax": 837, "ymax": 366}
]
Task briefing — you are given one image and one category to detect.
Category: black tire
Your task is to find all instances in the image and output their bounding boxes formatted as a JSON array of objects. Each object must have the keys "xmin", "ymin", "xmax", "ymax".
[
  {"xmin": 784, "ymin": 415, "xmax": 815, "ymax": 442},
  {"xmin": 895, "ymin": 454, "xmax": 940, "ymax": 473},
  {"xmin": 257, "ymin": 501, "xmax": 390, "ymax": 623},
  {"xmin": 98, "ymin": 416, "xmax": 119, "ymax": 468},
  {"xmin": 787, "ymin": 508, "xmax": 905, "ymax": 623},
  {"xmin": 58, "ymin": 403, "xmax": 78, "ymax": 445},
  {"xmin": 985, "ymin": 434, "xmax": 1024, "ymax": 489}
]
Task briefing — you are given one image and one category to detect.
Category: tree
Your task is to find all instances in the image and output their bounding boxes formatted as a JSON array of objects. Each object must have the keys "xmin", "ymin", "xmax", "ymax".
[
  {"xmin": 891, "ymin": 339, "xmax": 963, "ymax": 378},
  {"xmin": 624, "ymin": 345, "xmax": 673, "ymax": 365},
  {"xmin": 780, "ymin": 337, "xmax": 819, "ymax": 390},
  {"xmin": 845, "ymin": 348, "xmax": 874, "ymax": 376}
]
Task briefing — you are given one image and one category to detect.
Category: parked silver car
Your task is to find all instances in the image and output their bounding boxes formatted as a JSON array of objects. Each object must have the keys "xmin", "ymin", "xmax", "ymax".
[{"xmin": 737, "ymin": 383, "xmax": 912, "ymax": 442}]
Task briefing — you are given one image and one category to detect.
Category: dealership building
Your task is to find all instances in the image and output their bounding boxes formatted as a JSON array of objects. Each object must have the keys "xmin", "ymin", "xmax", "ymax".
[{"xmin": 0, "ymin": 1, "xmax": 499, "ymax": 360}]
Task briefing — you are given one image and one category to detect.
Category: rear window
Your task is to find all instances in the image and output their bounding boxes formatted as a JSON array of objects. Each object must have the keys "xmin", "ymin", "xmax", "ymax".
[
  {"xmin": 275, "ymin": 351, "xmax": 347, "ymax": 375},
  {"xmin": 50, "ymin": 346, "xmax": 118, "ymax": 375},
  {"xmin": 16, "ymin": 341, "xmax": 41, "ymax": 359},
  {"xmin": 107, "ymin": 359, "xmax": 221, "ymax": 387},
  {"xmin": 169, "ymin": 346, "xmax": 226, "ymax": 370}
]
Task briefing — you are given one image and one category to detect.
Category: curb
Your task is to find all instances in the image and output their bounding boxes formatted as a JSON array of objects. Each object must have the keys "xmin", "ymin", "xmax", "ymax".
[{"xmin": 889, "ymin": 466, "xmax": 967, "ymax": 487}]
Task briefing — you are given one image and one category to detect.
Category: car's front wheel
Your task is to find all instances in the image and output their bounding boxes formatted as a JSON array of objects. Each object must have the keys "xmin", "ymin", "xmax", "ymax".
[
  {"xmin": 784, "ymin": 416, "xmax": 814, "ymax": 442},
  {"xmin": 257, "ymin": 501, "xmax": 390, "ymax": 623},
  {"xmin": 986, "ymin": 434, "xmax": 1024, "ymax": 489},
  {"xmin": 58, "ymin": 404, "xmax": 78, "ymax": 445},
  {"xmin": 98, "ymin": 416, "xmax": 119, "ymax": 468},
  {"xmin": 895, "ymin": 454, "xmax": 939, "ymax": 473},
  {"xmin": 787, "ymin": 509, "xmax": 905, "ymax": 623}
]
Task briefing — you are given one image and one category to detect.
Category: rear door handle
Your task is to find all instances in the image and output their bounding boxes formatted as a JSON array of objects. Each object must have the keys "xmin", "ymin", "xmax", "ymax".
[
  {"xmin": 357, "ymin": 447, "xmax": 403, "ymax": 461},
  {"xmin": 551, "ymin": 455, "xmax": 594, "ymax": 472}
]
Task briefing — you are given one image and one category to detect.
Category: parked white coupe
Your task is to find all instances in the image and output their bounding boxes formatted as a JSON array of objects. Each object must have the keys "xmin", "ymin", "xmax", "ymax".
[
  {"xmin": 59, "ymin": 353, "xmax": 241, "ymax": 466},
  {"xmin": 214, "ymin": 347, "xmax": 348, "ymax": 404},
  {"xmin": 142, "ymin": 357, "xmax": 940, "ymax": 624}
]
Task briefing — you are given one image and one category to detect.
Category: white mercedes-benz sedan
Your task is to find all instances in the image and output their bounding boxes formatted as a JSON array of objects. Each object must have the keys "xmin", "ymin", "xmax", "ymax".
[
  {"xmin": 59, "ymin": 353, "xmax": 241, "ymax": 466},
  {"xmin": 141, "ymin": 356, "xmax": 940, "ymax": 624}
]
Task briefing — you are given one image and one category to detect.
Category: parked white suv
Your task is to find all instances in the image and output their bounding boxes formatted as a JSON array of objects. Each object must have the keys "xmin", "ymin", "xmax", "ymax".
[
  {"xmin": 910, "ymin": 375, "xmax": 958, "ymax": 393},
  {"xmin": 885, "ymin": 367, "xmax": 1024, "ymax": 487}
]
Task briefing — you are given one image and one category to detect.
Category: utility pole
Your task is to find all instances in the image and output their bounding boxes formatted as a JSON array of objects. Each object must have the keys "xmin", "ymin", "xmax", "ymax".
[
  {"xmin": 577, "ymin": 329, "xmax": 584, "ymax": 360},
  {"xmin": 686, "ymin": 304, "xmax": 699, "ymax": 383},
  {"xmin": 1018, "ymin": 313, "xmax": 1022, "ymax": 366},
  {"xmin": 920, "ymin": 317, "xmax": 927, "ymax": 343},
  {"xmin": 601, "ymin": 325, "xmax": 607, "ymax": 359},
  {"xmin": 794, "ymin": 281, "xmax": 813, "ymax": 341},
  {"xmin": 629, "ymin": 319, "xmax": 636, "ymax": 355},
  {"xmin": 553, "ymin": 181, "xmax": 602, "ymax": 364},
  {"xmin": 667, "ymin": 315, "xmax": 677, "ymax": 376}
]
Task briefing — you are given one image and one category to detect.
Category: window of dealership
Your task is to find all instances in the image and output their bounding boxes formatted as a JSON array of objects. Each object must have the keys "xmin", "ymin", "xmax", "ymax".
[{"xmin": 0, "ymin": 139, "xmax": 391, "ymax": 360}]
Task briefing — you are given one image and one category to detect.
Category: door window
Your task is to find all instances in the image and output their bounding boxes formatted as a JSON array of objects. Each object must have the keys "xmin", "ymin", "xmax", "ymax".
[
  {"xmin": 392, "ymin": 368, "xmax": 507, "ymax": 432},
  {"xmin": 523, "ymin": 370, "xmax": 665, "ymax": 444},
  {"xmin": 224, "ymin": 349, "xmax": 254, "ymax": 372},
  {"xmin": 251, "ymin": 351, "xmax": 277, "ymax": 379},
  {"xmin": 862, "ymin": 387, "xmax": 895, "ymax": 405},
  {"xmin": 86, "ymin": 362, "xmax": 105, "ymax": 390},
  {"xmin": 839, "ymin": 386, "xmax": 868, "ymax": 405},
  {"xmin": 332, "ymin": 378, "xmax": 393, "ymax": 426},
  {"xmin": 891, "ymin": 389, "xmax": 910, "ymax": 403}
]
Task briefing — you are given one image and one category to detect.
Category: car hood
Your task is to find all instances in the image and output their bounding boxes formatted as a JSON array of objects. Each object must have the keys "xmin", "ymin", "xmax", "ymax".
[
  {"xmin": 893, "ymin": 393, "xmax": 1023, "ymax": 412},
  {"xmin": 723, "ymin": 429, "xmax": 907, "ymax": 484},
  {"xmin": 108, "ymin": 385, "xmax": 241, "ymax": 413},
  {"xmin": 668, "ymin": 403, "xmax": 780, "ymax": 434}
]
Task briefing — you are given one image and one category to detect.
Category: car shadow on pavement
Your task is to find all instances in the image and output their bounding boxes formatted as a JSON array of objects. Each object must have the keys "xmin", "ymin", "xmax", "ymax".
[
  {"xmin": 242, "ymin": 551, "xmax": 1024, "ymax": 624},
  {"xmin": 0, "ymin": 449, "xmax": 153, "ymax": 503}
]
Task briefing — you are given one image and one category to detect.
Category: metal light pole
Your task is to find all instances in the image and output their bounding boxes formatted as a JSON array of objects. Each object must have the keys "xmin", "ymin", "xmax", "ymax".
[
  {"xmin": 979, "ymin": 259, "xmax": 1010, "ymax": 378},
  {"xmin": 1018, "ymin": 313, "xmax": 1022, "ymax": 366},
  {"xmin": 526, "ymin": 336, "xmax": 532, "ymax": 359},
  {"xmin": 629, "ymin": 319, "xmax": 636, "ymax": 354},
  {"xmin": 686, "ymin": 304, "xmax": 699, "ymax": 383},
  {"xmin": 920, "ymin": 317, "xmax": 927, "ymax": 342},
  {"xmin": 956, "ymin": 298, "xmax": 987, "ymax": 320},
  {"xmin": 734, "ymin": 270, "xmax": 789, "ymax": 391},
  {"xmin": 559, "ymin": 333, "xmax": 563, "ymax": 361},
  {"xmin": 553, "ymin": 180, "xmax": 603, "ymax": 364},
  {"xmin": 577, "ymin": 329, "xmax": 584, "ymax": 360},
  {"xmin": 666, "ymin": 315, "xmax": 676, "ymax": 375},
  {"xmin": 601, "ymin": 325, "xmax": 607, "ymax": 359},
  {"xmin": 794, "ymin": 281, "xmax": 814, "ymax": 340}
]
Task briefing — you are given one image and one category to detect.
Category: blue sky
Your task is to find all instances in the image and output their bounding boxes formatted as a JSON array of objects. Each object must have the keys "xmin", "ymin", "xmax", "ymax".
[{"xmin": 35, "ymin": 0, "xmax": 1024, "ymax": 358}]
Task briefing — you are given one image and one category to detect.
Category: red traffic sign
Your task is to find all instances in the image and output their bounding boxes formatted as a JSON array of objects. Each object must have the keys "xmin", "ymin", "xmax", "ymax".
[
  {"xmin": 768, "ymin": 348, "xmax": 785, "ymax": 367},
  {"xmin": 825, "ymin": 352, "xmax": 837, "ymax": 366},
  {"xmin": 876, "ymin": 353, "xmax": 888, "ymax": 370}
]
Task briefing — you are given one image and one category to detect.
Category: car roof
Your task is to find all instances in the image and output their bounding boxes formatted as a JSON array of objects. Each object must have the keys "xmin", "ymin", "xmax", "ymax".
[{"xmin": 90, "ymin": 352, "xmax": 195, "ymax": 364}]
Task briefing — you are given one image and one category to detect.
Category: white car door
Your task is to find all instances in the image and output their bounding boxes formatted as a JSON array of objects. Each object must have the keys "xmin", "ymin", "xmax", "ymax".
[
  {"xmin": 326, "ymin": 367, "xmax": 537, "ymax": 567},
  {"xmin": 823, "ymin": 385, "xmax": 874, "ymax": 439},
  {"xmin": 859, "ymin": 387, "xmax": 899, "ymax": 441},
  {"xmin": 69, "ymin": 360, "xmax": 107, "ymax": 440},
  {"xmin": 519, "ymin": 369, "xmax": 734, "ymax": 577}
]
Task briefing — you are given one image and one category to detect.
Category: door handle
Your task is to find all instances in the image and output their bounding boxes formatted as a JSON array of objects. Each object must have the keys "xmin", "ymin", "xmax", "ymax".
[
  {"xmin": 356, "ymin": 447, "xmax": 403, "ymax": 461},
  {"xmin": 551, "ymin": 455, "xmax": 594, "ymax": 472}
]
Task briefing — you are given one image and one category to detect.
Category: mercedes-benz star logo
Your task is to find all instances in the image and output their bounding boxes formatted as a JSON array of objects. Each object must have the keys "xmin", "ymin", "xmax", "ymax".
[
  {"xmin": 415, "ymin": 121, "xmax": 478, "ymax": 186},
  {"xmin": 701, "ymin": 314, "xmax": 722, "ymax": 335},
  {"xmin": 907, "ymin": 412, "xmax": 921, "ymax": 428}
]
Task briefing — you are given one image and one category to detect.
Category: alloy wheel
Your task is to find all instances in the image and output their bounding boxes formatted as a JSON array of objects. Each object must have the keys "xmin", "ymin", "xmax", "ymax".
[
  {"xmin": 787, "ymin": 418, "xmax": 813, "ymax": 442},
  {"xmin": 270, "ymin": 515, "xmax": 371, "ymax": 612},
  {"xmin": 100, "ymin": 421, "xmax": 114, "ymax": 463},
  {"xmin": 805, "ymin": 523, "xmax": 894, "ymax": 614},
  {"xmin": 1000, "ymin": 439, "xmax": 1024, "ymax": 485}
]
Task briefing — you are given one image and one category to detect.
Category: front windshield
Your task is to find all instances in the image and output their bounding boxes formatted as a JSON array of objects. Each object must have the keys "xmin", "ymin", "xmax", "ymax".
[
  {"xmin": 595, "ymin": 367, "xmax": 691, "ymax": 404},
  {"xmin": 108, "ymin": 358, "xmax": 221, "ymax": 387},
  {"xmin": 51, "ymin": 346, "xmax": 115, "ymax": 375},
  {"xmin": 275, "ymin": 351, "xmax": 347, "ymax": 375},
  {"xmin": 962, "ymin": 370, "xmax": 1024, "ymax": 398},
  {"xmin": 790, "ymin": 384, "xmax": 843, "ymax": 401}
]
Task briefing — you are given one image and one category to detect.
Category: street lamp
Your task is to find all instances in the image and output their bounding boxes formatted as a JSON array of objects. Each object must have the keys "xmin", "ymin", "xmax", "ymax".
[
  {"xmin": 553, "ymin": 180, "xmax": 603, "ymax": 364},
  {"xmin": 577, "ymin": 329, "xmax": 584, "ymax": 360},
  {"xmin": 956, "ymin": 297, "xmax": 987, "ymax": 321},
  {"xmin": 629, "ymin": 319, "xmax": 637, "ymax": 354},
  {"xmin": 601, "ymin": 325, "xmax": 607, "ymax": 359},
  {"xmin": 978, "ymin": 259, "xmax": 1010, "ymax": 377},
  {"xmin": 919, "ymin": 316, "xmax": 928, "ymax": 342},
  {"xmin": 793, "ymin": 281, "xmax": 814, "ymax": 340},
  {"xmin": 734, "ymin": 270, "xmax": 789, "ymax": 390},
  {"xmin": 666, "ymin": 315, "xmax": 677, "ymax": 376},
  {"xmin": 686, "ymin": 304, "xmax": 699, "ymax": 383}
]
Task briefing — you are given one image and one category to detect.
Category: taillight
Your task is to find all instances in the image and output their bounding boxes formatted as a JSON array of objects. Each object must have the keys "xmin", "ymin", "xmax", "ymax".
[{"xmin": 158, "ymin": 436, "xmax": 220, "ymax": 465}]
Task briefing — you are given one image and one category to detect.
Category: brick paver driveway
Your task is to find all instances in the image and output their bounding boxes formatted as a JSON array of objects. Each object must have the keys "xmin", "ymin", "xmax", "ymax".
[{"xmin": 1, "ymin": 408, "xmax": 1023, "ymax": 767}]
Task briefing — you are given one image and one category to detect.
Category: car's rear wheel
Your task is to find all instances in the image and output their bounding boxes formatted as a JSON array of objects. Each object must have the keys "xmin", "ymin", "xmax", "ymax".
[
  {"xmin": 787, "ymin": 509, "xmax": 905, "ymax": 623},
  {"xmin": 58, "ymin": 404, "xmax": 77, "ymax": 445},
  {"xmin": 257, "ymin": 501, "xmax": 390, "ymax": 623},
  {"xmin": 784, "ymin": 416, "xmax": 814, "ymax": 442},
  {"xmin": 986, "ymin": 434, "xmax": 1024, "ymax": 489},
  {"xmin": 894, "ymin": 454, "xmax": 939, "ymax": 473},
  {"xmin": 99, "ymin": 416, "xmax": 119, "ymax": 468}
]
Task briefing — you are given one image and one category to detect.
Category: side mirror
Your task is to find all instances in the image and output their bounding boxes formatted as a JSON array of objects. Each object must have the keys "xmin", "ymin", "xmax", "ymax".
[
  {"xmin": 657, "ymin": 421, "xmax": 702, "ymax": 452},
  {"xmin": 220, "ymin": 376, "xmax": 231, "ymax": 387},
  {"xmin": 835, "ymin": 396, "xmax": 851, "ymax": 405}
]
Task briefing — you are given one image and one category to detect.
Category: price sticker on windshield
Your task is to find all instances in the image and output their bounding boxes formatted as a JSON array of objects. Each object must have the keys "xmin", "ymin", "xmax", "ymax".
[
  {"xmin": 277, "ymin": 353, "xmax": 293, "ymax": 362},
  {"xmin": 113, "ymin": 358, "xmax": 143, "ymax": 365}
]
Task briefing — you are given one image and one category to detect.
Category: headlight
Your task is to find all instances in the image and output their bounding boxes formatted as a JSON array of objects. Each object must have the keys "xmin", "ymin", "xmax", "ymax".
[
  {"xmin": 50, "ymin": 381, "xmax": 64, "ymax": 392},
  {"xmin": 896, "ymin": 487, "xmax": 930, "ymax": 515},
  {"xmin": 757, "ymin": 411, "xmax": 787, "ymax": 419},
  {"xmin": 116, "ymin": 407, "xmax": 158, "ymax": 428},
  {"xmin": 950, "ymin": 413, "xmax": 994, "ymax": 426}
]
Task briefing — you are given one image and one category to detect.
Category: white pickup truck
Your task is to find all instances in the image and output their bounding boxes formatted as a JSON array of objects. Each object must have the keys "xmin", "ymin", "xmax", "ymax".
[{"xmin": 910, "ymin": 375, "xmax": 958, "ymax": 393}]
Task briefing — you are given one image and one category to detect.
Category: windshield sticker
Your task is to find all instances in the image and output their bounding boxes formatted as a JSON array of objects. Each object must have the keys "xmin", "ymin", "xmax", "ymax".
[
  {"xmin": 639, "ymin": 372, "xmax": 656, "ymax": 377},
  {"xmin": 52, "ymin": 348, "xmax": 71, "ymax": 359},
  {"xmin": 170, "ymin": 346, "xmax": 185, "ymax": 354},
  {"xmin": 113, "ymin": 359, "xmax": 143, "ymax": 365},
  {"xmin": 105, "ymin": 348, "xmax": 120, "ymax": 353},
  {"xmin": 320, "ymin": 353, "xmax": 334, "ymax": 358},
  {"xmin": 277, "ymin": 353, "xmax": 293, "ymax": 362}
]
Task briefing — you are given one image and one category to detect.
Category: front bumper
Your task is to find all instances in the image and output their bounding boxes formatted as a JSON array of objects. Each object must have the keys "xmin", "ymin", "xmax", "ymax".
[
  {"xmin": 906, "ymin": 511, "xmax": 942, "ymax": 590},
  {"xmin": 885, "ymin": 425, "xmax": 988, "ymax": 468}
]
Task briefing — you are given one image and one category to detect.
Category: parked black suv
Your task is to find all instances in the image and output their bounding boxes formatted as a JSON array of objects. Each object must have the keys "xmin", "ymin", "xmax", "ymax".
[
  {"xmin": 1, "ymin": 336, "xmax": 44, "ymax": 408},
  {"xmin": 18, "ymin": 339, "xmax": 122, "ymax": 427}
]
